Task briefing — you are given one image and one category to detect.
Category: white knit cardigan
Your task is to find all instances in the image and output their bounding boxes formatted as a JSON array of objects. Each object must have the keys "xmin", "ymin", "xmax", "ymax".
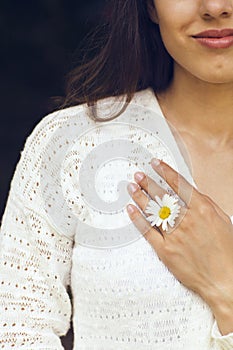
[{"xmin": 0, "ymin": 88, "xmax": 233, "ymax": 349}]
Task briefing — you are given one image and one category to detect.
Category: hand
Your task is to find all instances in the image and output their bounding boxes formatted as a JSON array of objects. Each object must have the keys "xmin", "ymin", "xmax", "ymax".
[{"xmin": 126, "ymin": 158, "xmax": 233, "ymax": 335}]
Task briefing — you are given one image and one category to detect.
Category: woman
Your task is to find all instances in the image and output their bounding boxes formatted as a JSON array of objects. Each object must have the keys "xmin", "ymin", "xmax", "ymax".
[{"xmin": 0, "ymin": 0, "xmax": 233, "ymax": 349}]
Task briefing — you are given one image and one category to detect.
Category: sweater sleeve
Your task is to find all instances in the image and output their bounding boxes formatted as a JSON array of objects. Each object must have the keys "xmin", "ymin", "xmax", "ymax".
[
  {"xmin": 210, "ymin": 218, "xmax": 233, "ymax": 349},
  {"xmin": 211, "ymin": 321, "xmax": 233, "ymax": 349},
  {"xmin": 0, "ymin": 111, "xmax": 75, "ymax": 349}
]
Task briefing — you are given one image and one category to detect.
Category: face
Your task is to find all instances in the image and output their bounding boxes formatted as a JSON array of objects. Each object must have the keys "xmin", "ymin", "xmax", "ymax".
[{"xmin": 149, "ymin": 0, "xmax": 233, "ymax": 84}]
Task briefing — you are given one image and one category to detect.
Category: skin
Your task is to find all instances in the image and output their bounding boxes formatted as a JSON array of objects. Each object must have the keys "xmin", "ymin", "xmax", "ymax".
[{"xmin": 127, "ymin": 0, "xmax": 233, "ymax": 336}]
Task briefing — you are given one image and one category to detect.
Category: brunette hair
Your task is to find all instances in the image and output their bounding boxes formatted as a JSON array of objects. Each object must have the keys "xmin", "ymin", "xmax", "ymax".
[{"xmin": 61, "ymin": 0, "xmax": 173, "ymax": 121}]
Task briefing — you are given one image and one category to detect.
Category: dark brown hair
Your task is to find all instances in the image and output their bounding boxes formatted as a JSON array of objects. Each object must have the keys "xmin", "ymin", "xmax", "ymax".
[{"xmin": 61, "ymin": 0, "xmax": 173, "ymax": 121}]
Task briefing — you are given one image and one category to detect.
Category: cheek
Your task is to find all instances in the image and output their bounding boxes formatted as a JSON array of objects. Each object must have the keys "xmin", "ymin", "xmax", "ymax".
[
  {"xmin": 154, "ymin": 0, "xmax": 197, "ymax": 17},
  {"xmin": 154, "ymin": 0, "xmax": 198, "ymax": 37},
  {"xmin": 158, "ymin": 20, "xmax": 185, "ymax": 60},
  {"xmin": 156, "ymin": 8, "xmax": 195, "ymax": 64}
]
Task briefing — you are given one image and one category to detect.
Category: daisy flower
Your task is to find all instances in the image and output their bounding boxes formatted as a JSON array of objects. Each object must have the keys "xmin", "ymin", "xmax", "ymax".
[{"xmin": 145, "ymin": 193, "xmax": 181, "ymax": 232}]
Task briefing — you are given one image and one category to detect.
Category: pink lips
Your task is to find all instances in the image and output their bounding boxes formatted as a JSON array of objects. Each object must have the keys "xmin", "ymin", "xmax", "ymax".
[{"xmin": 193, "ymin": 28, "xmax": 233, "ymax": 49}]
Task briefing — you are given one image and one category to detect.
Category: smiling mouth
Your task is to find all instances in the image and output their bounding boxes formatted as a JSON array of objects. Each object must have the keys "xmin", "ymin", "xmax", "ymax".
[
  {"xmin": 192, "ymin": 29, "xmax": 233, "ymax": 49},
  {"xmin": 193, "ymin": 29, "xmax": 233, "ymax": 38}
]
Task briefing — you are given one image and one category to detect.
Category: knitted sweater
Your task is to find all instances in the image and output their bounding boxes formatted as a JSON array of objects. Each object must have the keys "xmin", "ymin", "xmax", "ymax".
[{"xmin": 0, "ymin": 88, "xmax": 233, "ymax": 349}]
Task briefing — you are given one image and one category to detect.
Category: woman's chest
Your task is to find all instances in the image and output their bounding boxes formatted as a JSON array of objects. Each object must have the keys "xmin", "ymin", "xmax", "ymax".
[{"xmin": 181, "ymin": 138, "xmax": 233, "ymax": 217}]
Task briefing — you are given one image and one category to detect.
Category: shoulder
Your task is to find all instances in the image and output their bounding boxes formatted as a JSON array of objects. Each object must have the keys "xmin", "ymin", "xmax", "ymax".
[
  {"xmin": 16, "ymin": 86, "xmax": 158, "ymax": 184},
  {"xmin": 22, "ymin": 103, "xmax": 90, "ymax": 152},
  {"xmin": 8, "ymin": 104, "xmax": 93, "ymax": 236},
  {"xmin": 25, "ymin": 87, "xmax": 156, "ymax": 145},
  {"xmin": 15, "ymin": 88, "xmax": 159, "ymax": 178}
]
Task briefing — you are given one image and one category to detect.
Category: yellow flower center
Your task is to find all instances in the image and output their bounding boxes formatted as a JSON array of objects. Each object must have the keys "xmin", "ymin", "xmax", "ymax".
[{"xmin": 159, "ymin": 206, "xmax": 171, "ymax": 220}]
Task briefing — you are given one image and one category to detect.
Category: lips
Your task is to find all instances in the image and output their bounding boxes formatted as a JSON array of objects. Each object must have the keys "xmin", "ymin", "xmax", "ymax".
[
  {"xmin": 193, "ymin": 28, "xmax": 233, "ymax": 38},
  {"xmin": 192, "ymin": 28, "xmax": 233, "ymax": 49}
]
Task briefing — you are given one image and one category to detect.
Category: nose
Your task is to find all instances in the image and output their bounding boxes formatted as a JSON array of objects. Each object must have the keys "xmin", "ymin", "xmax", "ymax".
[{"xmin": 200, "ymin": 0, "xmax": 233, "ymax": 19}]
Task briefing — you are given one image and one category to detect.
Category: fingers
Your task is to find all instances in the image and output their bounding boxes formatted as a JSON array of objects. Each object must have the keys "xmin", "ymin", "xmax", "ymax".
[
  {"xmin": 127, "ymin": 182, "xmax": 151, "ymax": 216},
  {"xmin": 133, "ymin": 172, "xmax": 167, "ymax": 205},
  {"xmin": 126, "ymin": 204, "xmax": 164, "ymax": 250},
  {"xmin": 127, "ymin": 181, "xmax": 187, "ymax": 236},
  {"xmin": 150, "ymin": 158, "xmax": 197, "ymax": 208},
  {"xmin": 127, "ymin": 182, "xmax": 166, "ymax": 230}
]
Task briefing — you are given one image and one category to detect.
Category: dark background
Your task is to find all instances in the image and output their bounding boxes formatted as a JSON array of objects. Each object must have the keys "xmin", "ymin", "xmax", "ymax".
[
  {"xmin": 0, "ymin": 1, "xmax": 107, "ymax": 348},
  {"xmin": 0, "ymin": 0, "xmax": 107, "ymax": 218}
]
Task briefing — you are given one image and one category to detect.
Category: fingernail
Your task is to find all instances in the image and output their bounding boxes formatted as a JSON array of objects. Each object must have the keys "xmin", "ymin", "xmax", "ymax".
[
  {"xmin": 127, "ymin": 204, "xmax": 135, "ymax": 214},
  {"xmin": 151, "ymin": 158, "xmax": 161, "ymax": 167},
  {"xmin": 134, "ymin": 172, "xmax": 145, "ymax": 181},
  {"xmin": 127, "ymin": 182, "xmax": 139, "ymax": 194}
]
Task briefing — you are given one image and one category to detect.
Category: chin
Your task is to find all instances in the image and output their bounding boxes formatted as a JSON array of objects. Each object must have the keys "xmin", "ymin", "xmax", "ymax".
[
  {"xmin": 202, "ymin": 62, "xmax": 233, "ymax": 84},
  {"xmin": 201, "ymin": 76, "xmax": 233, "ymax": 85},
  {"xmin": 195, "ymin": 70, "xmax": 233, "ymax": 85}
]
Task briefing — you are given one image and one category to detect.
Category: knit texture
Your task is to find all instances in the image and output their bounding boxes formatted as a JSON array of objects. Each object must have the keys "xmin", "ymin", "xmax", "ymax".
[{"xmin": 0, "ymin": 88, "xmax": 233, "ymax": 349}]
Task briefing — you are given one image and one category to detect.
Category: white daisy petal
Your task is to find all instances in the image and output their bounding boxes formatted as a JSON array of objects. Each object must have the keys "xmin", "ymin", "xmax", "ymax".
[
  {"xmin": 162, "ymin": 220, "xmax": 168, "ymax": 231},
  {"xmin": 145, "ymin": 193, "xmax": 181, "ymax": 232},
  {"xmin": 147, "ymin": 214, "xmax": 156, "ymax": 223},
  {"xmin": 145, "ymin": 201, "xmax": 160, "ymax": 214},
  {"xmin": 169, "ymin": 219, "xmax": 175, "ymax": 227},
  {"xmin": 152, "ymin": 220, "xmax": 158, "ymax": 227},
  {"xmin": 156, "ymin": 218, "xmax": 163, "ymax": 227},
  {"xmin": 155, "ymin": 195, "xmax": 163, "ymax": 207}
]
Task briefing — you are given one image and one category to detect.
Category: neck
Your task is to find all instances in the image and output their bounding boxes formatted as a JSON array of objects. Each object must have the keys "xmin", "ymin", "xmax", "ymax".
[{"xmin": 157, "ymin": 65, "xmax": 233, "ymax": 148}]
